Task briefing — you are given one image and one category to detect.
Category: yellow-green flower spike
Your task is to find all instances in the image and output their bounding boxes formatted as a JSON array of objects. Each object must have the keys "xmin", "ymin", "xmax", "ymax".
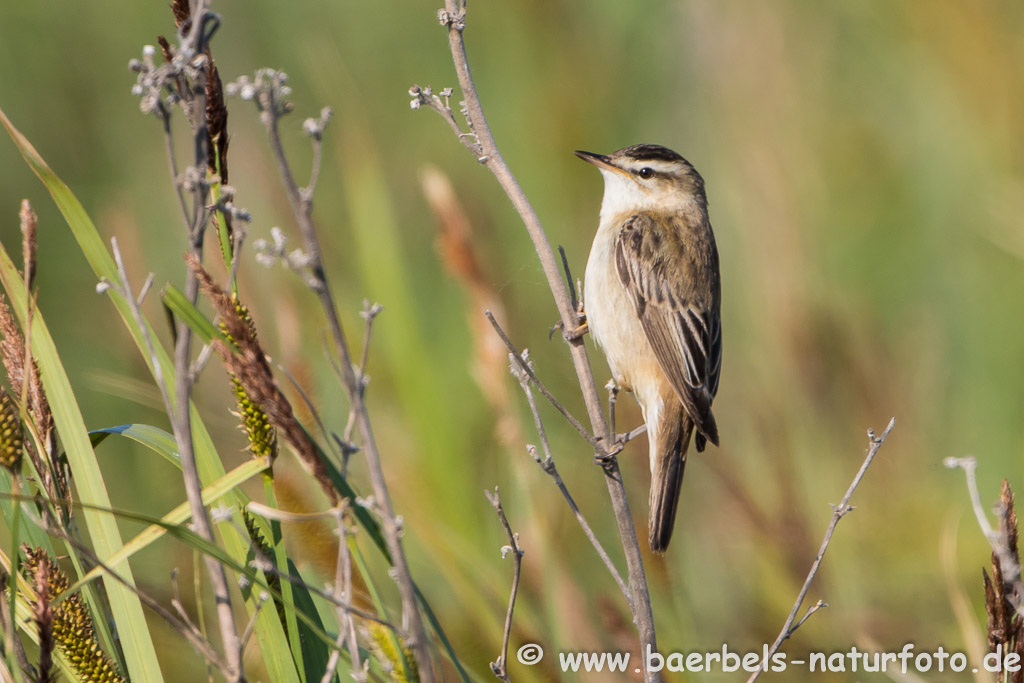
[
  {"xmin": 367, "ymin": 621, "xmax": 419, "ymax": 683},
  {"xmin": 22, "ymin": 547, "xmax": 126, "ymax": 683},
  {"xmin": 220, "ymin": 297, "xmax": 278, "ymax": 462},
  {"xmin": 232, "ymin": 376, "xmax": 277, "ymax": 461},
  {"xmin": 0, "ymin": 389, "xmax": 23, "ymax": 472}
]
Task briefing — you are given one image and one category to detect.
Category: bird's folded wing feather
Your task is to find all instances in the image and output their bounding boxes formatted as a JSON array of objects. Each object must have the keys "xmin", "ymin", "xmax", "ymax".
[{"xmin": 614, "ymin": 212, "xmax": 721, "ymax": 445}]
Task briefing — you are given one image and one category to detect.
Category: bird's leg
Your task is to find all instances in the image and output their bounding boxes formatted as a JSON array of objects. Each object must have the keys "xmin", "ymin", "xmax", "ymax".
[
  {"xmin": 549, "ymin": 295, "xmax": 588, "ymax": 341},
  {"xmin": 593, "ymin": 378, "xmax": 623, "ymax": 468},
  {"xmin": 606, "ymin": 378, "xmax": 619, "ymax": 437},
  {"xmin": 563, "ymin": 291, "xmax": 589, "ymax": 341}
]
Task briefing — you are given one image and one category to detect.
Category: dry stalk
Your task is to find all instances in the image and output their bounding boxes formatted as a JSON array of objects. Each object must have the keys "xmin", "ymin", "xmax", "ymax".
[
  {"xmin": 415, "ymin": 4, "xmax": 659, "ymax": 676},
  {"xmin": 947, "ymin": 459, "xmax": 1024, "ymax": 683},
  {"xmin": 485, "ymin": 488, "xmax": 523, "ymax": 683},
  {"xmin": 128, "ymin": 0, "xmax": 244, "ymax": 673},
  {"xmin": 234, "ymin": 69, "xmax": 435, "ymax": 680},
  {"xmin": 747, "ymin": 417, "xmax": 896, "ymax": 682}
]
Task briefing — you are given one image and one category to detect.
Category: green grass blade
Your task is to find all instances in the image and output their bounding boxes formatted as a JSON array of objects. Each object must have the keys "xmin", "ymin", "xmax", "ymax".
[
  {"xmin": 0, "ymin": 470, "xmax": 54, "ymax": 553},
  {"xmin": 67, "ymin": 458, "xmax": 268, "ymax": 593},
  {"xmin": 90, "ymin": 423, "xmax": 180, "ymax": 467},
  {"xmin": 259, "ymin": 478, "xmax": 310, "ymax": 682},
  {"xmin": 0, "ymin": 246, "xmax": 164, "ymax": 682},
  {"xmin": 40, "ymin": 496, "xmax": 339, "ymax": 653},
  {"xmin": 1, "ymin": 106, "xmax": 307, "ymax": 680}
]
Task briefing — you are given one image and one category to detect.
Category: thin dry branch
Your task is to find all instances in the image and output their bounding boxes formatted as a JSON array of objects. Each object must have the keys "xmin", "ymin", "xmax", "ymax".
[
  {"xmin": 505, "ymin": 348, "xmax": 631, "ymax": 605},
  {"xmin": 484, "ymin": 312, "xmax": 601, "ymax": 452},
  {"xmin": 128, "ymin": 4, "xmax": 245, "ymax": 671},
  {"xmin": 485, "ymin": 488, "xmax": 523, "ymax": 683},
  {"xmin": 238, "ymin": 70, "xmax": 434, "ymax": 680},
  {"xmin": 104, "ymin": 239, "xmax": 237, "ymax": 679},
  {"xmin": 419, "ymin": 5, "xmax": 659, "ymax": 675},
  {"xmin": 946, "ymin": 458, "xmax": 1024, "ymax": 617},
  {"xmin": 324, "ymin": 504, "xmax": 364, "ymax": 683},
  {"xmin": 747, "ymin": 417, "xmax": 896, "ymax": 682}
]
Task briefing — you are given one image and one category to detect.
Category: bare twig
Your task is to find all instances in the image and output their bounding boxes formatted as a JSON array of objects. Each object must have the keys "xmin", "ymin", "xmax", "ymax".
[
  {"xmin": 109, "ymin": 244, "xmax": 237, "ymax": 665},
  {"xmin": 747, "ymin": 417, "xmax": 896, "ymax": 682},
  {"xmin": 239, "ymin": 70, "xmax": 434, "ymax": 680},
  {"xmin": 484, "ymin": 311, "xmax": 601, "ymax": 452},
  {"xmin": 421, "ymin": 6, "xmax": 659, "ymax": 674},
  {"xmin": 324, "ymin": 504, "xmax": 364, "ymax": 683},
  {"xmin": 606, "ymin": 380, "xmax": 619, "ymax": 440},
  {"xmin": 945, "ymin": 457, "xmax": 1020, "ymax": 579},
  {"xmin": 340, "ymin": 302, "xmax": 383, "ymax": 469},
  {"xmin": 507, "ymin": 351, "xmax": 631, "ymax": 604},
  {"xmin": 790, "ymin": 599, "xmax": 827, "ymax": 634},
  {"xmin": 238, "ymin": 595, "xmax": 266, "ymax": 652},
  {"xmin": 485, "ymin": 488, "xmax": 523, "ymax": 683},
  {"xmin": 127, "ymin": 6, "xmax": 245, "ymax": 674}
]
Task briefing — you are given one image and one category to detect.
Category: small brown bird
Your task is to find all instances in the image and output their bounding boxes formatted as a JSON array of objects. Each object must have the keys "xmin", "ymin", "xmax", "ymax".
[{"xmin": 577, "ymin": 144, "xmax": 722, "ymax": 552}]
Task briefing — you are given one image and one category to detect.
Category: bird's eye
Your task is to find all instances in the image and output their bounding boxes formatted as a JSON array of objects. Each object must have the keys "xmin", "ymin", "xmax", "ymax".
[{"xmin": 637, "ymin": 167, "xmax": 654, "ymax": 179}]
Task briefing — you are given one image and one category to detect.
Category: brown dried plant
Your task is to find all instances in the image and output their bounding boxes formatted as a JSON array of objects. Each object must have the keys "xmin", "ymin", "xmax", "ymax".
[
  {"xmin": 32, "ymin": 551, "xmax": 55, "ymax": 683},
  {"xmin": 983, "ymin": 480, "xmax": 1024, "ymax": 683},
  {"xmin": 187, "ymin": 254, "xmax": 339, "ymax": 503},
  {"xmin": 0, "ymin": 200, "xmax": 65, "ymax": 509}
]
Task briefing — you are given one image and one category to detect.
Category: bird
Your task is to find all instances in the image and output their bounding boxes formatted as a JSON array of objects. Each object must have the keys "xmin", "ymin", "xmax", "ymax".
[{"xmin": 576, "ymin": 144, "xmax": 722, "ymax": 553}]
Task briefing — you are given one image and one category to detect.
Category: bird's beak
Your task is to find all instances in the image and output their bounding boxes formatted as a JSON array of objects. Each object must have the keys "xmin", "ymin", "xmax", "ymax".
[{"xmin": 574, "ymin": 150, "xmax": 629, "ymax": 177}]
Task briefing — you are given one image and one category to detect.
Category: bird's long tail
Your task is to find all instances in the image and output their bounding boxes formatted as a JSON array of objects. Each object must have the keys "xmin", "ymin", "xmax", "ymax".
[{"xmin": 648, "ymin": 397, "xmax": 694, "ymax": 553}]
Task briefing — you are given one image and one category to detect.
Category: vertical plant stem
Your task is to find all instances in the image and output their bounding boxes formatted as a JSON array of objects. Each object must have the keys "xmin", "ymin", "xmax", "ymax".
[
  {"xmin": 437, "ymin": 3, "xmax": 659, "ymax": 676},
  {"xmin": 259, "ymin": 93, "xmax": 435, "ymax": 682},
  {"xmin": 163, "ymin": 4, "xmax": 244, "ymax": 678}
]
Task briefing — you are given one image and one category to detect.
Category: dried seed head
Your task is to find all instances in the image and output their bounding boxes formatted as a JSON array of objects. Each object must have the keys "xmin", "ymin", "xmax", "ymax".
[{"xmin": 189, "ymin": 258, "xmax": 338, "ymax": 501}]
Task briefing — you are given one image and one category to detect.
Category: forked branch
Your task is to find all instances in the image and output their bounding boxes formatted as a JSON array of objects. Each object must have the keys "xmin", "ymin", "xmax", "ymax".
[
  {"xmin": 747, "ymin": 417, "xmax": 896, "ymax": 682},
  {"xmin": 485, "ymin": 488, "xmax": 523, "ymax": 683},
  {"xmin": 417, "ymin": 4, "xmax": 658, "ymax": 677}
]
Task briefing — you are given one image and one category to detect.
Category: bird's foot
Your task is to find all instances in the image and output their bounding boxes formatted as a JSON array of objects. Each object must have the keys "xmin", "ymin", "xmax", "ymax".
[
  {"xmin": 593, "ymin": 444, "xmax": 621, "ymax": 469},
  {"xmin": 548, "ymin": 311, "xmax": 588, "ymax": 342},
  {"xmin": 564, "ymin": 319, "xmax": 589, "ymax": 342}
]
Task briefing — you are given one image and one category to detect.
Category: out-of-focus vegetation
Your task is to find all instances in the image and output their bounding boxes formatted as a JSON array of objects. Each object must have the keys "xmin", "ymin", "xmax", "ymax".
[{"xmin": 1, "ymin": 1, "xmax": 1023, "ymax": 680}]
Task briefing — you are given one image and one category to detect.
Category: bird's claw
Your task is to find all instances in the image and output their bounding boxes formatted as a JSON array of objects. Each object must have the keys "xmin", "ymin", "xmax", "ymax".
[
  {"xmin": 593, "ymin": 444, "xmax": 622, "ymax": 469},
  {"xmin": 564, "ymin": 319, "xmax": 589, "ymax": 342},
  {"xmin": 549, "ymin": 313, "xmax": 588, "ymax": 342}
]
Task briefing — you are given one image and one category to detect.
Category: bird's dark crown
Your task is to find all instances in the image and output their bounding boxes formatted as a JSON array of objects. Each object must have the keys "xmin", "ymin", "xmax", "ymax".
[{"xmin": 613, "ymin": 144, "xmax": 685, "ymax": 162}]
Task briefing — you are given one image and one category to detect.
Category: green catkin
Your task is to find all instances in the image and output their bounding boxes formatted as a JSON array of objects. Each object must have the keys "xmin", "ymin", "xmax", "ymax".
[
  {"xmin": 0, "ymin": 389, "xmax": 23, "ymax": 472},
  {"xmin": 367, "ymin": 621, "xmax": 419, "ymax": 683},
  {"xmin": 22, "ymin": 547, "xmax": 126, "ymax": 683},
  {"xmin": 221, "ymin": 296, "xmax": 278, "ymax": 462}
]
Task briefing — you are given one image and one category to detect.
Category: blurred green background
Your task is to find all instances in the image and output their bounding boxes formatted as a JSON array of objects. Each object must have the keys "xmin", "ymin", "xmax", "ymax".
[{"xmin": 2, "ymin": 1, "xmax": 1023, "ymax": 680}]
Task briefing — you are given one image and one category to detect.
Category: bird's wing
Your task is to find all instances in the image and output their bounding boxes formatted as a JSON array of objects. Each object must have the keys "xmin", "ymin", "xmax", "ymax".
[{"xmin": 614, "ymin": 212, "xmax": 721, "ymax": 447}]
